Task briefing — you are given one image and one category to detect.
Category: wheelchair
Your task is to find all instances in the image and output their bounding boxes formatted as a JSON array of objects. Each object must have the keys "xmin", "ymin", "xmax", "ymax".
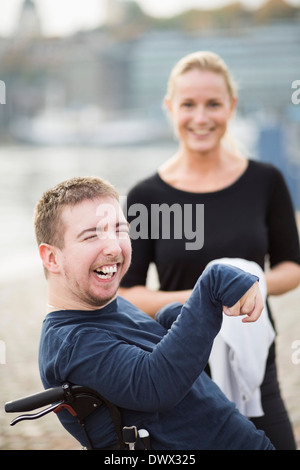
[{"xmin": 5, "ymin": 382, "xmax": 151, "ymax": 450}]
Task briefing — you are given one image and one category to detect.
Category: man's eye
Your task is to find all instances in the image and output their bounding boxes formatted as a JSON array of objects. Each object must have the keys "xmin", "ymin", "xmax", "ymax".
[
  {"xmin": 117, "ymin": 229, "xmax": 129, "ymax": 237},
  {"xmin": 84, "ymin": 234, "xmax": 97, "ymax": 240}
]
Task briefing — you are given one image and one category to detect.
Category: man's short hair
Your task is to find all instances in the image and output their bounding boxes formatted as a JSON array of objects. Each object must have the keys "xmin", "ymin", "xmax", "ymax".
[{"xmin": 34, "ymin": 176, "xmax": 119, "ymax": 249}]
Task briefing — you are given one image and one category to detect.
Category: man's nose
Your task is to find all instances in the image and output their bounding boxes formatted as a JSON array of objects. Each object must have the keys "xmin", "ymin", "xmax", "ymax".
[{"xmin": 101, "ymin": 235, "xmax": 122, "ymax": 257}]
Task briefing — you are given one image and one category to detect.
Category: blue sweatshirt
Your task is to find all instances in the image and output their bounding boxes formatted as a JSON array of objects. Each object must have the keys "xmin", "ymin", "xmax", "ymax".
[{"xmin": 39, "ymin": 264, "xmax": 274, "ymax": 450}]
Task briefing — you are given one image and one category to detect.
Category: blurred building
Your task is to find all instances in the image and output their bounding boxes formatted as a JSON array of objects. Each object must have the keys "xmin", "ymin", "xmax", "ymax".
[
  {"xmin": 0, "ymin": 4, "xmax": 299, "ymax": 145},
  {"xmin": 0, "ymin": 2, "xmax": 299, "ymax": 122},
  {"xmin": 16, "ymin": 0, "xmax": 41, "ymax": 38},
  {"xmin": 0, "ymin": 0, "xmax": 299, "ymax": 204},
  {"xmin": 127, "ymin": 22, "xmax": 300, "ymax": 118}
]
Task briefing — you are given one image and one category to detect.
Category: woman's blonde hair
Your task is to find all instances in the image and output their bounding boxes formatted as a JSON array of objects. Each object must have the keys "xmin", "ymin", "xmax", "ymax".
[{"xmin": 165, "ymin": 50, "xmax": 237, "ymax": 102}]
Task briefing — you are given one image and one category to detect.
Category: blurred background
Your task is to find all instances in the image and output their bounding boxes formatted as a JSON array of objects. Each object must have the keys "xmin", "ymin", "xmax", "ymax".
[{"xmin": 0, "ymin": 0, "xmax": 299, "ymax": 450}]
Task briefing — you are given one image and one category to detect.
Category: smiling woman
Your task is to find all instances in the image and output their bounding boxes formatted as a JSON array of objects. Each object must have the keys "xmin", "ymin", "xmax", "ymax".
[
  {"xmin": 119, "ymin": 50, "xmax": 300, "ymax": 450},
  {"xmin": 164, "ymin": 68, "xmax": 237, "ymax": 171}
]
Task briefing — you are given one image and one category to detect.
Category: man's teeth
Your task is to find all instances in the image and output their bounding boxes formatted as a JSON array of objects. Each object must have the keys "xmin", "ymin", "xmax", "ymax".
[{"xmin": 94, "ymin": 265, "xmax": 117, "ymax": 279}]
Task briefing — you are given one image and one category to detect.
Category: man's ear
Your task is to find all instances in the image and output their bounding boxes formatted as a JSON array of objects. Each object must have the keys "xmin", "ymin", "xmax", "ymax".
[{"xmin": 39, "ymin": 243, "xmax": 61, "ymax": 274}]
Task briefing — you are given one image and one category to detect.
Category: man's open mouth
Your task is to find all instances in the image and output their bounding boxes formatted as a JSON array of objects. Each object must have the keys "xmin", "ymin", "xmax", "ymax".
[{"xmin": 94, "ymin": 264, "xmax": 118, "ymax": 280}]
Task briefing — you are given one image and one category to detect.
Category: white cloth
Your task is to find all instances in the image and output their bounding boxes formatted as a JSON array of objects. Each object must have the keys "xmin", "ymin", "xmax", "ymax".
[{"xmin": 208, "ymin": 258, "xmax": 275, "ymax": 417}]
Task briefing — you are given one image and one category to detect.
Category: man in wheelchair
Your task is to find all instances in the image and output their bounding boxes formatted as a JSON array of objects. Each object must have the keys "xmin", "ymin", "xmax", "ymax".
[{"xmin": 34, "ymin": 176, "xmax": 274, "ymax": 450}]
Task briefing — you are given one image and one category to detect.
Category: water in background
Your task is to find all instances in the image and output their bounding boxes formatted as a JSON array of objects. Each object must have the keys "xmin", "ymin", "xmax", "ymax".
[{"xmin": 0, "ymin": 144, "xmax": 175, "ymax": 282}]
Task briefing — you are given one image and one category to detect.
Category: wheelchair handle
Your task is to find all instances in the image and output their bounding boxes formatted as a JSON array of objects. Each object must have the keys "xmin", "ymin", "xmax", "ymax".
[
  {"xmin": 5, "ymin": 385, "xmax": 65, "ymax": 413},
  {"xmin": 5, "ymin": 383, "xmax": 150, "ymax": 450}
]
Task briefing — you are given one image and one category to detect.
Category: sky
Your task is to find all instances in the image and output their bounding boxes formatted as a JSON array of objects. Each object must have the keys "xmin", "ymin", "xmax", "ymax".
[{"xmin": 0, "ymin": 0, "xmax": 300, "ymax": 37}]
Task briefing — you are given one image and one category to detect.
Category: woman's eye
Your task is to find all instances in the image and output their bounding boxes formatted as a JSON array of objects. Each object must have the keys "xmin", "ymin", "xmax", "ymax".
[
  {"xmin": 209, "ymin": 101, "xmax": 221, "ymax": 108},
  {"xmin": 181, "ymin": 102, "xmax": 193, "ymax": 108}
]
